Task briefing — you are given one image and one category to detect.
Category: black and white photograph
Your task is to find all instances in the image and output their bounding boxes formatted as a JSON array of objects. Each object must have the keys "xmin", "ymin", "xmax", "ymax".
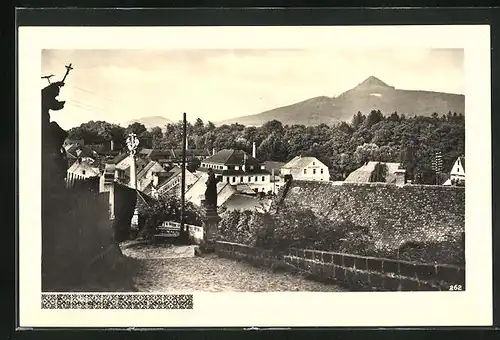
[{"xmin": 18, "ymin": 24, "xmax": 491, "ymax": 327}]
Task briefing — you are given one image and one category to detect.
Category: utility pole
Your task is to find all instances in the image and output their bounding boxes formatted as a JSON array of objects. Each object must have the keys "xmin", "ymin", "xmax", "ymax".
[
  {"xmin": 180, "ymin": 112, "xmax": 187, "ymax": 241},
  {"xmin": 431, "ymin": 151, "xmax": 443, "ymax": 185}
]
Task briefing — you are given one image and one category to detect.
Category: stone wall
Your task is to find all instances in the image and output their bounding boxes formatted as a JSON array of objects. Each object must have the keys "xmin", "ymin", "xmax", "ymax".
[
  {"xmin": 280, "ymin": 181, "xmax": 465, "ymax": 252},
  {"xmin": 216, "ymin": 241, "xmax": 465, "ymax": 291}
]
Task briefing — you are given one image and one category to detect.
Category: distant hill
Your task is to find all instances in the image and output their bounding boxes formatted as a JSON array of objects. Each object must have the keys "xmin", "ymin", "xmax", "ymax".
[
  {"xmin": 122, "ymin": 116, "xmax": 173, "ymax": 131},
  {"xmin": 218, "ymin": 76, "xmax": 465, "ymax": 126}
]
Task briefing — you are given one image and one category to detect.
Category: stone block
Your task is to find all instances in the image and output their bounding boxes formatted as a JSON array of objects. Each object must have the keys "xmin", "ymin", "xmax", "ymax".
[
  {"xmin": 382, "ymin": 260, "xmax": 399, "ymax": 274},
  {"xmin": 304, "ymin": 250, "xmax": 314, "ymax": 260},
  {"xmin": 343, "ymin": 255, "xmax": 355, "ymax": 268},
  {"xmin": 354, "ymin": 257, "xmax": 367, "ymax": 271},
  {"xmin": 366, "ymin": 258, "xmax": 383, "ymax": 272},
  {"xmin": 368, "ymin": 272, "xmax": 385, "ymax": 289},
  {"xmin": 332, "ymin": 254, "xmax": 344, "ymax": 266},
  {"xmin": 311, "ymin": 262, "xmax": 323, "ymax": 277},
  {"xmin": 414, "ymin": 264, "xmax": 436, "ymax": 281},
  {"xmin": 313, "ymin": 251, "xmax": 323, "ymax": 262},
  {"xmin": 322, "ymin": 264, "xmax": 334, "ymax": 280},
  {"xmin": 398, "ymin": 262, "xmax": 417, "ymax": 278},
  {"xmin": 436, "ymin": 265, "xmax": 464, "ymax": 285},
  {"xmin": 383, "ymin": 277, "xmax": 401, "ymax": 291},
  {"xmin": 399, "ymin": 278, "xmax": 420, "ymax": 291},
  {"xmin": 323, "ymin": 252, "xmax": 333, "ymax": 264},
  {"xmin": 334, "ymin": 266, "xmax": 346, "ymax": 282}
]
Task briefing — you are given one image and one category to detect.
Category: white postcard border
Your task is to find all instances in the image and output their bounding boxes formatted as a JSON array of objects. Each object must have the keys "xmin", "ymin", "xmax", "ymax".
[{"xmin": 18, "ymin": 25, "xmax": 492, "ymax": 327}]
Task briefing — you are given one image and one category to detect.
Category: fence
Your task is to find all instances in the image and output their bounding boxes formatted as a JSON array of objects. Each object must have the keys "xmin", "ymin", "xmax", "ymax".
[{"xmin": 215, "ymin": 241, "xmax": 465, "ymax": 291}]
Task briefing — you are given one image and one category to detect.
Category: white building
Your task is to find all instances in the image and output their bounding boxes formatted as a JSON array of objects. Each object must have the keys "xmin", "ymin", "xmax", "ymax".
[
  {"xmin": 199, "ymin": 148, "xmax": 274, "ymax": 194},
  {"xmin": 280, "ymin": 156, "xmax": 330, "ymax": 181},
  {"xmin": 66, "ymin": 159, "xmax": 100, "ymax": 187},
  {"xmin": 443, "ymin": 156, "xmax": 465, "ymax": 186}
]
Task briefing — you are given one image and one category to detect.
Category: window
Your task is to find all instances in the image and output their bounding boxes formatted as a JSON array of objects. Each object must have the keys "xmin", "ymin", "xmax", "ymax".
[
  {"xmin": 232, "ymin": 177, "xmax": 236, "ymax": 183},
  {"xmin": 226, "ymin": 177, "xmax": 230, "ymax": 183},
  {"xmin": 457, "ymin": 167, "xmax": 460, "ymax": 172},
  {"xmin": 262, "ymin": 176, "xmax": 265, "ymax": 181},
  {"xmin": 313, "ymin": 169, "xmax": 316, "ymax": 174},
  {"xmin": 255, "ymin": 176, "xmax": 258, "ymax": 182},
  {"xmin": 82, "ymin": 170, "xmax": 86, "ymax": 176},
  {"xmin": 240, "ymin": 177, "xmax": 243, "ymax": 182},
  {"xmin": 304, "ymin": 169, "xmax": 307, "ymax": 174},
  {"xmin": 313, "ymin": 162, "xmax": 315, "ymax": 165},
  {"xmin": 321, "ymin": 168, "xmax": 324, "ymax": 174}
]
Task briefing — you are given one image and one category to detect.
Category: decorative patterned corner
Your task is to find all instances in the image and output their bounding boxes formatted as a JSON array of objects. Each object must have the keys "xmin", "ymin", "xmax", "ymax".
[{"xmin": 41, "ymin": 293, "xmax": 193, "ymax": 309}]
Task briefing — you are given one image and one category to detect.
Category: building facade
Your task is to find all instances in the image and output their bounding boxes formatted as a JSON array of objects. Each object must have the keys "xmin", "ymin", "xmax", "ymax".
[
  {"xmin": 199, "ymin": 149, "xmax": 273, "ymax": 193},
  {"xmin": 281, "ymin": 156, "xmax": 330, "ymax": 182}
]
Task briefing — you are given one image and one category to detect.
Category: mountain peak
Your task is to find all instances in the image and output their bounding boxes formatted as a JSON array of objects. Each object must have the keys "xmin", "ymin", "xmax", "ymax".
[{"xmin": 358, "ymin": 76, "xmax": 390, "ymax": 88}]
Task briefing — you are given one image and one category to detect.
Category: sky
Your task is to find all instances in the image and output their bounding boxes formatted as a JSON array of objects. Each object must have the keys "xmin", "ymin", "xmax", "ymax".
[{"xmin": 41, "ymin": 49, "xmax": 464, "ymax": 129}]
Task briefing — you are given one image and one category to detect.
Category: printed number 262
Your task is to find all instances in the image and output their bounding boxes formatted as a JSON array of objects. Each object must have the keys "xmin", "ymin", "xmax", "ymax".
[{"xmin": 449, "ymin": 284, "xmax": 463, "ymax": 291}]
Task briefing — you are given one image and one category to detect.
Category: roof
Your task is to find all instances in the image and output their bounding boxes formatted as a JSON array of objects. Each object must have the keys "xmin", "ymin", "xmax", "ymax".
[
  {"xmin": 236, "ymin": 183, "xmax": 257, "ymax": 195},
  {"xmin": 111, "ymin": 152, "xmax": 129, "ymax": 165},
  {"xmin": 136, "ymin": 190, "xmax": 158, "ymax": 212},
  {"xmin": 170, "ymin": 149, "xmax": 211, "ymax": 159},
  {"xmin": 222, "ymin": 194, "xmax": 272, "ymax": 212},
  {"xmin": 263, "ymin": 161, "xmax": 285, "ymax": 175},
  {"xmin": 137, "ymin": 161, "xmax": 165, "ymax": 180},
  {"xmin": 65, "ymin": 144, "xmax": 96, "ymax": 159},
  {"xmin": 344, "ymin": 161, "xmax": 401, "ymax": 183},
  {"xmin": 283, "ymin": 156, "xmax": 325, "ymax": 170},
  {"xmin": 203, "ymin": 149, "xmax": 260, "ymax": 166},
  {"xmin": 198, "ymin": 168, "xmax": 271, "ymax": 176},
  {"xmin": 67, "ymin": 159, "xmax": 100, "ymax": 176}
]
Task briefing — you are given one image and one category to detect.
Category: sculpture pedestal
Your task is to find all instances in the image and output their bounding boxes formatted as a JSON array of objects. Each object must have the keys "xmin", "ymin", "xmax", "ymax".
[{"xmin": 200, "ymin": 203, "xmax": 220, "ymax": 253}]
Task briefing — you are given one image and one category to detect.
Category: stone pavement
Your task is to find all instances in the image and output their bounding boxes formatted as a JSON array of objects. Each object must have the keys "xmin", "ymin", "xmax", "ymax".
[{"xmin": 121, "ymin": 243, "xmax": 345, "ymax": 293}]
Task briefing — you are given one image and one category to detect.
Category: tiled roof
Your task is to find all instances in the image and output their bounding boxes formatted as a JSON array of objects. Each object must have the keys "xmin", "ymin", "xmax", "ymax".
[
  {"xmin": 263, "ymin": 161, "xmax": 285, "ymax": 174},
  {"xmin": 283, "ymin": 156, "xmax": 319, "ymax": 170},
  {"xmin": 171, "ymin": 149, "xmax": 211, "ymax": 158},
  {"xmin": 67, "ymin": 159, "xmax": 100, "ymax": 176},
  {"xmin": 345, "ymin": 161, "xmax": 401, "ymax": 183},
  {"xmin": 203, "ymin": 149, "xmax": 260, "ymax": 166},
  {"xmin": 112, "ymin": 152, "xmax": 128, "ymax": 165},
  {"xmin": 222, "ymin": 194, "xmax": 272, "ymax": 212},
  {"xmin": 198, "ymin": 167, "xmax": 270, "ymax": 176}
]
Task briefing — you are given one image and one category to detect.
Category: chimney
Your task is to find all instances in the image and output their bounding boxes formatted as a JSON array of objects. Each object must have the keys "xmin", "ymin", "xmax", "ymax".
[
  {"xmin": 395, "ymin": 168, "xmax": 406, "ymax": 186},
  {"xmin": 252, "ymin": 142, "xmax": 256, "ymax": 158},
  {"xmin": 212, "ymin": 147, "xmax": 216, "ymax": 155},
  {"xmin": 110, "ymin": 140, "xmax": 114, "ymax": 151},
  {"xmin": 242, "ymin": 153, "xmax": 247, "ymax": 172}
]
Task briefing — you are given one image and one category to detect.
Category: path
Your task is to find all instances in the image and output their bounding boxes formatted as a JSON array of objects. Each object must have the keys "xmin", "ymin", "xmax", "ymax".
[{"xmin": 121, "ymin": 243, "xmax": 345, "ymax": 292}]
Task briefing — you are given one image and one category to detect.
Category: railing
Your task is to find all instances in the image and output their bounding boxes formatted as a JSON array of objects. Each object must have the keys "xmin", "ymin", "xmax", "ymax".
[{"xmin": 156, "ymin": 221, "xmax": 203, "ymax": 239}]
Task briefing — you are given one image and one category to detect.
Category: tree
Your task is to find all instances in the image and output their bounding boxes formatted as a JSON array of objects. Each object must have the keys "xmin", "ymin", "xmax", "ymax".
[
  {"xmin": 369, "ymin": 162, "xmax": 388, "ymax": 182},
  {"xmin": 150, "ymin": 126, "xmax": 163, "ymax": 148},
  {"xmin": 351, "ymin": 111, "xmax": 366, "ymax": 129},
  {"xmin": 354, "ymin": 143, "xmax": 380, "ymax": 165},
  {"xmin": 125, "ymin": 122, "xmax": 147, "ymax": 136}
]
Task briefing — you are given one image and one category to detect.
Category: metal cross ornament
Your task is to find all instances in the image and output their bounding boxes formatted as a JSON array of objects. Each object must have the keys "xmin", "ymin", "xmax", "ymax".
[
  {"xmin": 126, "ymin": 133, "xmax": 140, "ymax": 155},
  {"xmin": 62, "ymin": 63, "xmax": 73, "ymax": 83}
]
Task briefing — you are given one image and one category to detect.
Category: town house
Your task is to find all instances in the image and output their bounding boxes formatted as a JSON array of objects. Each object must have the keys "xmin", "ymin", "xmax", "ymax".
[{"xmin": 198, "ymin": 148, "xmax": 273, "ymax": 193}]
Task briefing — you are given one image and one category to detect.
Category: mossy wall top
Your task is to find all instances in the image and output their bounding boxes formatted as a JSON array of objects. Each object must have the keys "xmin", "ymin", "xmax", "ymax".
[{"xmin": 281, "ymin": 181, "xmax": 465, "ymax": 251}]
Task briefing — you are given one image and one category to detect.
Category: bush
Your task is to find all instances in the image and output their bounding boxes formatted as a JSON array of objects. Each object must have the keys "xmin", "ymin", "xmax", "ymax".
[{"xmin": 139, "ymin": 193, "xmax": 203, "ymax": 239}]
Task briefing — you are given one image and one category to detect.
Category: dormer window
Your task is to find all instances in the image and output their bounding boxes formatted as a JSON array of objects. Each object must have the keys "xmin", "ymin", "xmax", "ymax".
[{"xmin": 235, "ymin": 166, "xmax": 239, "ymax": 170}]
